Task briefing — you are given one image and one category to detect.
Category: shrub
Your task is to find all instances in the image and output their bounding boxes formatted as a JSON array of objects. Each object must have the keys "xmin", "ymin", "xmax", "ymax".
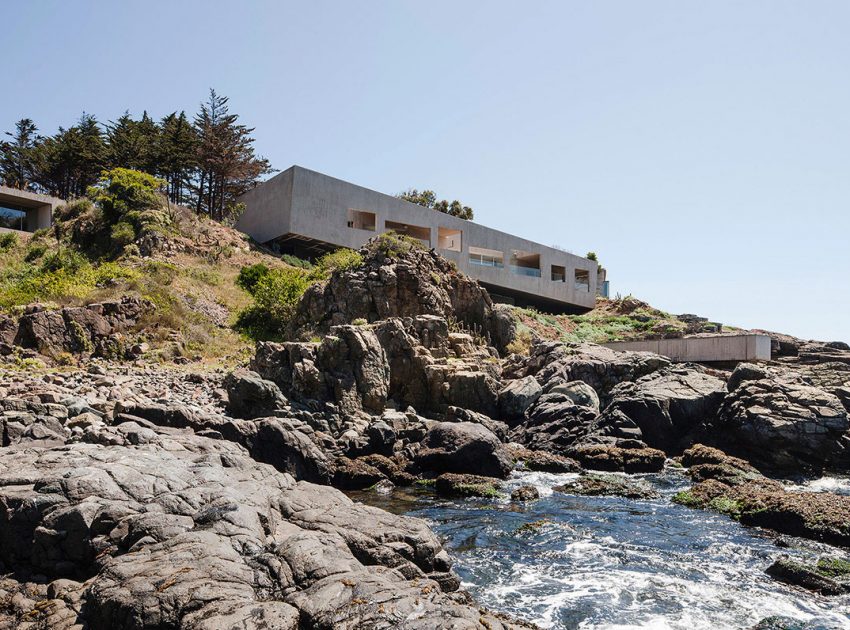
[
  {"xmin": 309, "ymin": 248, "xmax": 363, "ymax": 281},
  {"xmin": 235, "ymin": 267, "xmax": 310, "ymax": 340},
  {"xmin": 24, "ymin": 242, "xmax": 48, "ymax": 262},
  {"xmin": 505, "ymin": 329, "xmax": 533, "ymax": 356},
  {"xmin": 40, "ymin": 249, "xmax": 88, "ymax": 274},
  {"xmin": 236, "ymin": 263, "xmax": 270, "ymax": 294},
  {"xmin": 281, "ymin": 254, "xmax": 313, "ymax": 269},
  {"xmin": 0, "ymin": 232, "xmax": 18, "ymax": 252},
  {"xmin": 367, "ymin": 231, "xmax": 425, "ymax": 259},
  {"xmin": 88, "ymin": 168, "xmax": 166, "ymax": 222},
  {"xmin": 111, "ymin": 222, "xmax": 136, "ymax": 248},
  {"xmin": 586, "ymin": 251, "xmax": 598, "ymax": 262}
]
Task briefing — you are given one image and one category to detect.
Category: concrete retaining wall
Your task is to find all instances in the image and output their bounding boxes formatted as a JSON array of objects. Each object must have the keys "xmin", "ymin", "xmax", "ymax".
[{"xmin": 603, "ymin": 334, "xmax": 771, "ymax": 362}]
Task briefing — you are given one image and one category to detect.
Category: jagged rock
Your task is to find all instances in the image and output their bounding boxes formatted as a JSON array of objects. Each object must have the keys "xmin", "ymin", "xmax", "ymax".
[
  {"xmin": 554, "ymin": 473, "xmax": 658, "ymax": 499},
  {"xmin": 727, "ymin": 362, "xmax": 768, "ymax": 392},
  {"xmin": 718, "ymin": 367, "xmax": 849, "ymax": 472},
  {"xmin": 589, "ymin": 367, "xmax": 726, "ymax": 453},
  {"xmin": 510, "ymin": 392, "xmax": 598, "ymax": 454},
  {"xmin": 416, "ymin": 422, "xmax": 513, "ymax": 478},
  {"xmin": 289, "ymin": 236, "xmax": 514, "ymax": 353},
  {"xmin": 511, "ymin": 485, "xmax": 540, "ymax": 502},
  {"xmin": 253, "ymin": 325, "xmax": 390, "ymax": 417},
  {"xmin": 333, "ymin": 456, "xmax": 385, "ymax": 489},
  {"xmin": 503, "ymin": 341, "xmax": 670, "ymax": 401},
  {"xmin": 499, "ymin": 376, "xmax": 542, "ymax": 423},
  {"xmin": 13, "ymin": 297, "xmax": 150, "ymax": 358},
  {"xmin": 223, "ymin": 369, "xmax": 287, "ymax": 419},
  {"xmin": 217, "ymin": 417, "xmax": 334, "ymax": 484},
  {"xmin": 0, "ymin": 423, "xmax": 528, "ymax": 629}
]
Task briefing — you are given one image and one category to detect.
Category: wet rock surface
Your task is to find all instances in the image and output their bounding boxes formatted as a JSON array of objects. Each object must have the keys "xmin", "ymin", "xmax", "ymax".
[{"xmin": 554, "ymin": 472, "xmax": 659, "ymax": 499}]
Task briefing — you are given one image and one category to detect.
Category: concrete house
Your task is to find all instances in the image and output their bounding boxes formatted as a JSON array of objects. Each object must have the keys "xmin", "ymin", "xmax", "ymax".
[
  {"xmin": 236, "ymin": 166, "xmax": 605, "ymax": 313},
  {"xmin": 0, "ymin": 186, "xmax": 65, "ymax": 234}
]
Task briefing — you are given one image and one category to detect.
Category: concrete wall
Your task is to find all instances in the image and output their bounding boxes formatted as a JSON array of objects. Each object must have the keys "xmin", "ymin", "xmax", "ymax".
[
  {"xmin": 236, "ymin": 165, "xmax": 598, "ymax": 312},
  {"xmin": 0, "ymin": 185, "xmax": 65, "ymax": 231},
  {"xmin": 603, "ymin": 334, "xmax": 772, "ymax": 363}
]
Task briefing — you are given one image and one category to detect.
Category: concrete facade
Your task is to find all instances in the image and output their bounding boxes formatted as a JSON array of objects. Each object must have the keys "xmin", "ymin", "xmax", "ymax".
[
  {"xmin": 603, "ymin": 334, "xmax": 772, "ymax": 363},
  {"xmin": 237, "ymin": 166, "xmax": 600, "ymax": 312},
  {"xmin": 0, "ymin": 186, "xmax": 65, "ymax": 232}
]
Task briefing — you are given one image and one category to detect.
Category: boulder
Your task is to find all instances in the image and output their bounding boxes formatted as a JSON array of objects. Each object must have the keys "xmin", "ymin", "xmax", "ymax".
[
  {"xmin": 554, "ymin": 473, "xmax": 658, "ymax": 499},
  {"xmin": 590, "ymin": 367, "xmax": 726, "ymax": 453},
  {"xmin": 509, "ymin": 392, "xmax": 598, "ymax": 454},
  {"xmin": 569, "ymin": 443, "xmax": 666, "ymax": 473},
  {"xmin": 416, "ymin": 422, "xmax": 513, "ymax": 478},
  {"xmin": 433, "ymin": 473, "xmax": 502, "ymax": 498},
  {"xmin": 511, "ymin": 485, "xmax": 540, "ymax": 502},
  {"xmin": 498, "ymin": 376, "xmax": 543, "ymax": 422},
  {"xmin": 223, "ymin": 369, "xmax": 287, "ymax": 419}
]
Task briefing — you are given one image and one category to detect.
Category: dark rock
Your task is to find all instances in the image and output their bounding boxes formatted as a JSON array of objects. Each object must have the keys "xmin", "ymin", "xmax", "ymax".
[
  {"xmin": 511, "ymin": 485, "xmax": 540, "ymax": 502},
  {"xmin": 765, "ymin": 557, "xmax": 849, "ymax": 595},
  {"xmin": 554, "ymin": 473, "xmax": 658, "ymax": 499},
  {"xmin": 0, "ymin": 423, "xmax": 527, "ymax": 629},
  {"xmin": 499, "ymin": 376, "xmax": 542, "ymax": 422},
  {"xmin": 416, "ymin": 422, "xmax": 513, "ymax": 478},
  {"xmin": 223, "ymin": 369, "xmax": 287, "ymax": 419},
  {"xmin": 570, "ymin": 443, "xmax": 666, "ymax": 473},
  {"xmin": 590, "ymin": 367, "xmax": 726, "ymax": 453},
  {"xmin": 434, "ymin": 473, "xmax": 502, "ymax": 498},
  {"xmin": 508, "ymin": 446, "xmax": 581, "ymax": 473},
  {"xmin": 288, "ymin": 235, "xmax": 514, "ymax": 353},
  {"xmin": 718, "ymin": 367, "xmax": 849, "ymax": 473}
]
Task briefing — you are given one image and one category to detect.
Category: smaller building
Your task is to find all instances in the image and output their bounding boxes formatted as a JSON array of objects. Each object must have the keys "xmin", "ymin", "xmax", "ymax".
[{"xmin": 0, "ymin": 186, "xmax": 65, "ymax": 233}]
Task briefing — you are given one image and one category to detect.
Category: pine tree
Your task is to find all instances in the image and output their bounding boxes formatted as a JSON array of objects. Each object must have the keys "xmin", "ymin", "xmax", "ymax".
[
  {"xmin": 193, "ymin": 89, "xmax": 272, "ymax": 220},
  {"xmin": 0, "ymin": 119, "xmax": 39, "ymax": 190},
  {"xmin": 157, "ymin": 112, "xmax": 198, "ymax": 206}
]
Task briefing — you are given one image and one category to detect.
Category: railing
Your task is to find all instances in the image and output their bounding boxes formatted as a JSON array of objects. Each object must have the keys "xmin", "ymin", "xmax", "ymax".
[
  {"xmin": 511, "ymin": 265, "xmax": 541, "ymax": 278},
  {"xmin": 469, "ymin": 257, "xmax": 504, "ymax": 268},
  {"xmin": 574, "ymin": 280, "xmax": 590, "ymax": 292}
]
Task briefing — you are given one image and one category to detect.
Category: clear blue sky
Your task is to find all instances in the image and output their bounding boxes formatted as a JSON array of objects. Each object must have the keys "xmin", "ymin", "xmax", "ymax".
[{"xmin": 3, "ymin": 1, "xmax": 848, "ymax": 341}]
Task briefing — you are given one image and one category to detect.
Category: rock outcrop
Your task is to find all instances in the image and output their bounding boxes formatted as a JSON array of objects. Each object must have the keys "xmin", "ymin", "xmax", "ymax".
[
  {"xmin": 0, "ymin": 411, "xmax": 531, "ymax": 629},
  {"xmin": 5, "ymin": 297, "xmax": 151, "ymax": 359},
  {"xmin": 718, "ymin": 364, "xmax": 849, "ymax": 472},
  {"xmin": 289, "ymin": 235, "xmax": 516, "ymax": 352},
  {"xmin": 416, "ymin": 422, "xmax": 513, "ymax": 479}
]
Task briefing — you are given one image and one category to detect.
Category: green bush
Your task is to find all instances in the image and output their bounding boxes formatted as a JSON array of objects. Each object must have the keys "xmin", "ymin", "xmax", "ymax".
[
  {"xmin": 24, "ymin": 242, "xmax": 48, "ymax": 262},
  {"xmin": 87, "ymin": 167, "xmax": 166, "ymax": 222},
  {"xmin": 40, "ymin": 249, "xmax": 88, "ymax": 274},
  {"xmin": 236, "ymin": 263, "xmax": 270, "ymax": 294},
  {"xmin": 235, "ymin": 267, "xmax": 310, "ymax": 340},
  {"xmin": 0, "ymin": 232, "xmax": 18, "ymax": 252},
  {"xmin": 309, "ymin": 248, "xmax": 363, "ymax": 281},
  {"xmin": 367, "ymin": 231, "xmax": 425, "ymax": 259},
  {"xmin": 111, "ymin": 222, "xmax": 136, "ymax": 248},
  {"xmin": 281, "ymin": 254, "xmax": 313, "ymax": 270}
]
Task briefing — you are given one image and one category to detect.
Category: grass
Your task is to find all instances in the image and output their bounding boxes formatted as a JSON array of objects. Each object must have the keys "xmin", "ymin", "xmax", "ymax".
[{"xmin": 816, "ymin": 557, "xmax": 850, "ymax": 578}]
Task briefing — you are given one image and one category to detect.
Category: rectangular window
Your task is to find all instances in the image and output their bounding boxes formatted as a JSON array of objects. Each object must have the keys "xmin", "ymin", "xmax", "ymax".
[
  {"xmin": 347, "ymin": 209, "xmax": 376, "ymax": 231},
  {"xmin": 575, "ymin": 269, "xmax": 590, "ymax": 292},
  {"xmin": 551, "ymin": 264, "xmax": 566, "ymax": 282},
  {"xmin": 510, "ymin": 250, "xmax": 541, "ymax": 278},
  {"xmin": 468, "ymin": 246, "xmax": 504, "ymax": 268},
  {"xmin": 0, "ymin": 206, "xmax": 27, "ymax": 231},
  {"xmin": 438, "ymin": 227, "xmax": 462, "ymax": 252},
  {"xmin": 385, "ymin": 220, "xmax": 431, "ymax": 247}
]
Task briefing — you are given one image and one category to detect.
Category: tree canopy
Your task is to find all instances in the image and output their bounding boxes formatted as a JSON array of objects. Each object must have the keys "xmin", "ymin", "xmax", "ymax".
[
  {"xmin": 397, "ymin": 188, "xmax": 474, "ymax": 220},
  {"xmin": 0, "ymin": 89, "xmax": 273, "ymax": 222}
]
